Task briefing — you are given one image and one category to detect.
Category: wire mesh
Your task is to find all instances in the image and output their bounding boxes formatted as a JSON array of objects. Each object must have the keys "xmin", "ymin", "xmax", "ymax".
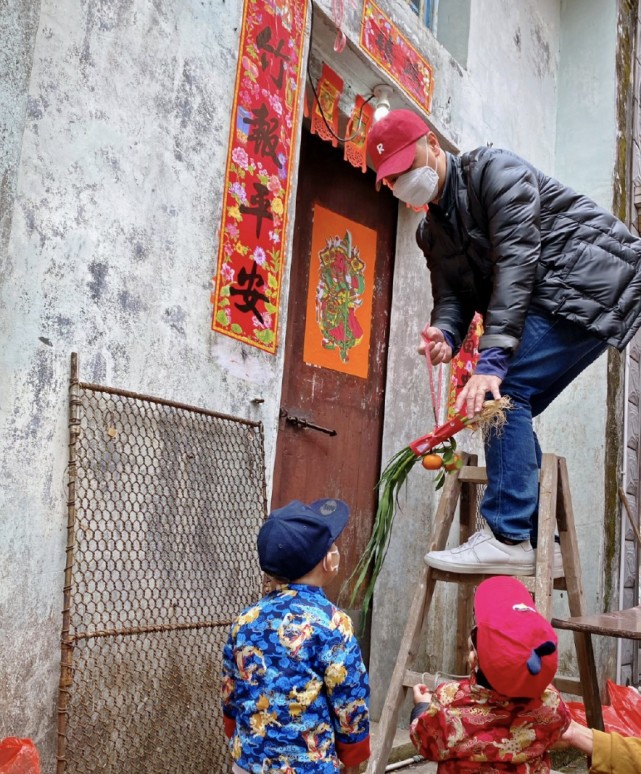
[
  {"xmin": 58, "ymin": 358, "xmax": 266, "ymax": 773},
  {"xmin": 474, "ymin": 483, "xmax": 487, "ymax": 532}
]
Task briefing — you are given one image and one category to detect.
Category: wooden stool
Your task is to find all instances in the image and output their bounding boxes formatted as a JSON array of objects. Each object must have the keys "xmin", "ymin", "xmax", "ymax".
[{"xmin": 553, "ymin": 606, "xmax": 641, "ymax": 729}]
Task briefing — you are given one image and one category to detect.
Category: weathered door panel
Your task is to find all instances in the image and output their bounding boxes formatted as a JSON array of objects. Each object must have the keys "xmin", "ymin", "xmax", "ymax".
[{"xmin": 272, "ymin": 130, "xmax": 396, "ymax": 612}]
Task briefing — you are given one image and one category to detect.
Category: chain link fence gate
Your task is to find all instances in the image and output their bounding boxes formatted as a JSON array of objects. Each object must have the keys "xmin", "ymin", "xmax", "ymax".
[{"xmin": 57, "ymin": 354, "xmax": 266, "ymax": 773}]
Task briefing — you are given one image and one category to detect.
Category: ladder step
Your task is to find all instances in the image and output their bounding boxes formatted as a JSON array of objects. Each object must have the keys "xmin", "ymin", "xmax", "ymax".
[
  {"xmin": 430, "ymin": 568, "xmax": 535, "ymax": 591},
  {"xmin": 458, "ymin": 465, "xmax": 488, "ymax": 483},
  {"xmin": 429, "ymin": 569, "xmax": 567, "ymax": 591},
  {"xmin": 404, "ymin": 669, "xmax": 583, "ymax": 697},
  {"xmin": 553, "ymin": 675, "xmax": 583, "ymax": 696},
  {"xmin": 403, "ymin": 669, "xmax": 436, "ymax": 689}
]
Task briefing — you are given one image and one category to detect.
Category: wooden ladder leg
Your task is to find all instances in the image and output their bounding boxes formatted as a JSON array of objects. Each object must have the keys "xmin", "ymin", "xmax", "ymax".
[
  {"xmin": 366, "ymin": 458, "xmax": 468, "ymax": 774},
  {"xmin": 456, "ymin": 454, "xmax": 478, "ymax": 674},
  {"xmin": 556, "ymin": 457, "xmax": 604, "ymax": 731},
  {"xmin": 535, "ymin": 454, "xmax": 558, "ymax": 620}
]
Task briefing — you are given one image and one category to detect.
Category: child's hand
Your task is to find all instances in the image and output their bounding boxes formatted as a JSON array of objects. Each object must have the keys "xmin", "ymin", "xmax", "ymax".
[{"xmin": 412, "ymin": 683, "xmax": 432, "ymax": 705}]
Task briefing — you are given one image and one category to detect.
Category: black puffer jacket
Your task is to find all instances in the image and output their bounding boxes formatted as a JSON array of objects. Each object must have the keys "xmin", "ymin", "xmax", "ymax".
[{"xmin": 416, "ymin": 147, "xmax": 641, "ymax": 352}]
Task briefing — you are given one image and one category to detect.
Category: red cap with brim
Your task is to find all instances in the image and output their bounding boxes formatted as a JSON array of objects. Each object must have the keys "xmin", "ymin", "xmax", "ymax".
[
  {"xmin": 474, "ymin": 576, "xmax": 558, "ymax": 699},
  {"xmin": 366, "ymin": 109, "xmax": 429, "ymax": 183}
]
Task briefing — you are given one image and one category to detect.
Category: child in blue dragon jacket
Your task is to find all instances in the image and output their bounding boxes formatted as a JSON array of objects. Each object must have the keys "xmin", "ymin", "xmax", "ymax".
[{"xmin": 221, "ymin": 498, "xmax": 370, "ymax": 774}]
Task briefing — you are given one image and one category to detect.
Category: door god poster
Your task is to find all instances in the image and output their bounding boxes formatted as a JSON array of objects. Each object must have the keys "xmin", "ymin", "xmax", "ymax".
[{"xmin": 303, "ymin": 205, "xmax": 377, "ymax": 379}]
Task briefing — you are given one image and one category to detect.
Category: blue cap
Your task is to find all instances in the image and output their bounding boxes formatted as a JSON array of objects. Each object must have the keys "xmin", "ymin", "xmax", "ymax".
[{"xmin": 257, "ymin": 498, "xmax": 350, "ymax": 581}]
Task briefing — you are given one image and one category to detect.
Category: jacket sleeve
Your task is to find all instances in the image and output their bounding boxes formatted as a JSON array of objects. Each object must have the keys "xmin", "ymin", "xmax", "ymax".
[
  {"xmin": 590, "ymin": 729, "xmax": 641, "ymax": 773},
  {"xmin": 474, "ymin": 149, "xmax": 542, "ymax": 352},
  {"xmin": 409, "ymin": 691, "xmax": 457, "ymax": 762},
  {"xmin": 415, "ymin": 218, "xmax": 476, "ymax": 350},
  {"xmin": 221, "ymin": 628, "xmax": 238, "ymax": 739},
  {"xmin": 319, "ymin": 611, "xmax": 370, "ymax": 767}
]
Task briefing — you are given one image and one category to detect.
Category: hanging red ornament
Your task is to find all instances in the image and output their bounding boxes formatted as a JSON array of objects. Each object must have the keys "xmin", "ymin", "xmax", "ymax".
[
  {"xmin": 310, "ymin": 63, "xmax": 344, "ymax": 147},
  {"xmin": 344, "ymin": 95, "xmax": 375, "ymax": 172}
]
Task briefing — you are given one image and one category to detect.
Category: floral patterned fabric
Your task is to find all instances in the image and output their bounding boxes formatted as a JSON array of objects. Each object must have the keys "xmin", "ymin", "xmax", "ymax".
[
  {"xmin": 410, "ymin": 673, "xmax": 570, "ymax": 772},
  {"xmin": 221, "ymin": 584, "xmax": 370, "ymax": 773},
  {"xmin": 211, "ymin": 0, "xmax": 308, "ymax": 352}
]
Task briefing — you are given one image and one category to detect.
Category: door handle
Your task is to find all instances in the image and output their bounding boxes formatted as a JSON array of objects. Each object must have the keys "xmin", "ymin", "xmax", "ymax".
[{"xmin": 279, "ymin": 408, "xmax": 337, "ymax": 436}]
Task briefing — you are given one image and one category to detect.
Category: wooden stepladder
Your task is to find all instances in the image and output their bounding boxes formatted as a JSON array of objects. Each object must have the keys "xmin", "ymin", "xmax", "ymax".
[{"xmin": 367, "ymin": 453, "xmax": 603, "ymax": 774}]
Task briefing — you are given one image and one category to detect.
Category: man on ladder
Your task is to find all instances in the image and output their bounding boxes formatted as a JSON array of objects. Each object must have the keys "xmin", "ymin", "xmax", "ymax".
[{"xmin": 366, "ymin": 109, "xmax": 641, "ymax": 576}]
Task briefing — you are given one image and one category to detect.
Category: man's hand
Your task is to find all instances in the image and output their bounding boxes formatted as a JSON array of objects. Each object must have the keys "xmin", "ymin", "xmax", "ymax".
[
  {"xmin": 419, "ymin": 327, "xmax": 452, "ymax": 365},
  {"xmin": 454, "ymin": 374, "xmax": 503, "ymax": 419},
  {"xmin": 412, "ymin": 683, "xmax": 432, "ymax": 705}
]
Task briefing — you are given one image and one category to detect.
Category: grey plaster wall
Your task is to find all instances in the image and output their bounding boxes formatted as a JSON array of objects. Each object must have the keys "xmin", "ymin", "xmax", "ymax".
[
  {"xmin": 542, "ymin": 0, "xmax": 620, "ymax": 682},
  {"xmin": 0, "ymin": 0, "xmax": 627, "ymax": 763},
  {"xmin": 1, "ymin": 2, "xmax": 41, "ymax": 278},
  {"xmin": 367, "ymin": 0, "xmax": 564, "ymax": 717},
  {"xmin": 0, "ymin": 1, "xmax": 306, "ymax": 766}
]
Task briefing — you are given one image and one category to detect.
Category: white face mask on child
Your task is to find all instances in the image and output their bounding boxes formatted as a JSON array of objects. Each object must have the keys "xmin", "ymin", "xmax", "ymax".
[{"xmin": 393, "ymin": 160, "xmax": 439, "ymax": 207}]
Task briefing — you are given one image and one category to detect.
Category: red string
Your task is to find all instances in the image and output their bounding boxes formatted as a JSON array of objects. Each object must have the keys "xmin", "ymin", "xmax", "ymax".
[{"xmin": 421, "ymin": 322, "xmax": 443, "ymax": 425}]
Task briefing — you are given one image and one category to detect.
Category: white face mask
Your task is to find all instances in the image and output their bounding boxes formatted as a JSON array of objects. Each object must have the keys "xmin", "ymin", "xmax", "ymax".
[
  {"xmin": 393, "ymin": 163, "xmax": 440, "ymax": 207},
  {"xmin": 324, "ymin": 547, "xmax": 340, "ymax": 574}
]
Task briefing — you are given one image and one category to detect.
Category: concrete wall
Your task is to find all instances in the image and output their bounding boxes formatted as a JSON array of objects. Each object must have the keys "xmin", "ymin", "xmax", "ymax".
[
  {"xmin": 0, "ymin": 0, "xmax": 627, "ymax": 765},
  {"xmin": 542, "ymin": 0, "xmax": 621, "ymax": 682},
  {"xmin": 0, "ymin": 1, "xmax": 302, "ymax": 766},
  {"xmin": 369, "ymin": 0, "xmax": 563, "ymax": 713}
]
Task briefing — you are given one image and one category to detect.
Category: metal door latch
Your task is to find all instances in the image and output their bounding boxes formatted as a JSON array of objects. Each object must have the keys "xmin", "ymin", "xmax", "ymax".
[{"xmin": 279, "ymin": 408, "xmax": 337, "ymax": 436}]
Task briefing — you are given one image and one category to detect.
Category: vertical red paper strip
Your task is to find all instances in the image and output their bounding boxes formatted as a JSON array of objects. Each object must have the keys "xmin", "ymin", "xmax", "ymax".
[
  {"xmin": 360, "ymin": 0, "xmax": 434, "ymax": 114},
  {"xmin": 344, "ymin": 95, "xmax": 375, "ymax": 172},
  {"xmin": 211, "ymin": 0, "xmax": 308, "ymax": 353},
  {"xmin": 447, "ymin": 313, "xmax": 484, "ymax": 418},
  {"xmin": 310, "ymin": 63, "xmax": 344, "ymax": 147}
]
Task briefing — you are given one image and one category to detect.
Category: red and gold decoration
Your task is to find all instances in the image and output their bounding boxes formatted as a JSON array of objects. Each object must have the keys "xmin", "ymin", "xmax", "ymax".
[
  {"xmin": 309, "ymin": 64, "xmax": 344, "ymax": 147},
  {"xmin": 447, "ymin": 312, "xmax": 483, "ymax": 417},
  {"xmin": 211, "ymin": 0, "xmax": 307, "ymax": 353},
  {"xmin": 360, "ymin": 0, "xmax": 434, "ymax": 114},
  {"xmin": 344, "ymin": 95, "xmax": 375, "ymax": 172},
  {"xmin": 303, "ymin": 205, "xmax": 377, "ymax": 379}
]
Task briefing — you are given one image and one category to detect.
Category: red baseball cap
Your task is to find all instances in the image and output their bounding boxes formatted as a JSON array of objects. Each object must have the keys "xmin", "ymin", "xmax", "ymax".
[
  {"xmin": 366, "ymin": 109, "xmax": 429, "ymax": 183},
  {"xmin": 474, "ymin": 576, "xmax": 558, "ymax": 699}
]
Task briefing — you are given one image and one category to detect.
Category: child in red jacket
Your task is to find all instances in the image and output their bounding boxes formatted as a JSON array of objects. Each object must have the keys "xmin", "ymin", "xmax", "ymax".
[{"xmin": 410, "ymin": 576, "xmax": 570, "ymax": 772}]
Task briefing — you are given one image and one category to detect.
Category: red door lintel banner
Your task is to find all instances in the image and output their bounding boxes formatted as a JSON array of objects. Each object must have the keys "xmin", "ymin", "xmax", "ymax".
[
  {"xmin": 211, "ymin": 0, "xmax": 308, "ymax": 353},
  {"xmin": 360, "ymin": 0, "xmax": 434, "ymax": 114}
]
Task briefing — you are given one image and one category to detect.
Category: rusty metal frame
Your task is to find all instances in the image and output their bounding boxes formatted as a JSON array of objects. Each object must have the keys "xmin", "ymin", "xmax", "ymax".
[{"xmin": 56, "ymin": 353, "xmax": 266, "ymax": 772}]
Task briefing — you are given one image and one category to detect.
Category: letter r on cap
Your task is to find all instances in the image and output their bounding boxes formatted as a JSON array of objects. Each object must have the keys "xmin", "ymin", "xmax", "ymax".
[{"xmin": 376, "ymin": 143, "xmax": 384, "ymax": 154}]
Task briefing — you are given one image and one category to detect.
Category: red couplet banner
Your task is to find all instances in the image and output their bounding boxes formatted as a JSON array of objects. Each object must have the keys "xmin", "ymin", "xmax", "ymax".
[{"xmin": 211, "ymin": 0, "xmax": 308, "ymax": 353}]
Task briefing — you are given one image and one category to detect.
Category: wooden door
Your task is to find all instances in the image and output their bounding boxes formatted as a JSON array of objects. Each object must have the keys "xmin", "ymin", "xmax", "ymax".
[{"xmin": 272, "ymin": 130, "xmax": 397, "ymax": 623}]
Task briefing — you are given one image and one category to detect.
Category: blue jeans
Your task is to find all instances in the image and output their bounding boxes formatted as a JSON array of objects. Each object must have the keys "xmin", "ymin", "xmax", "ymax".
[{"xmin": 481, "ymin": 312, "xmax": 608, "ymax": 544}]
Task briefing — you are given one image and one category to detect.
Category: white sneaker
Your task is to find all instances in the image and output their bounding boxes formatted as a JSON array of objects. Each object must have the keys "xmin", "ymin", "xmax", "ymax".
[
  {"xmin": 537, "ymin": 541, "xmax": 564, "ymax": 578},
  {"xmin": 553, "ymin": 542, "xmax": 564, "ymax": 577},
  {"xmin": 424, "ymin": 526, "xmax": 535, "ymax": 575}
]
